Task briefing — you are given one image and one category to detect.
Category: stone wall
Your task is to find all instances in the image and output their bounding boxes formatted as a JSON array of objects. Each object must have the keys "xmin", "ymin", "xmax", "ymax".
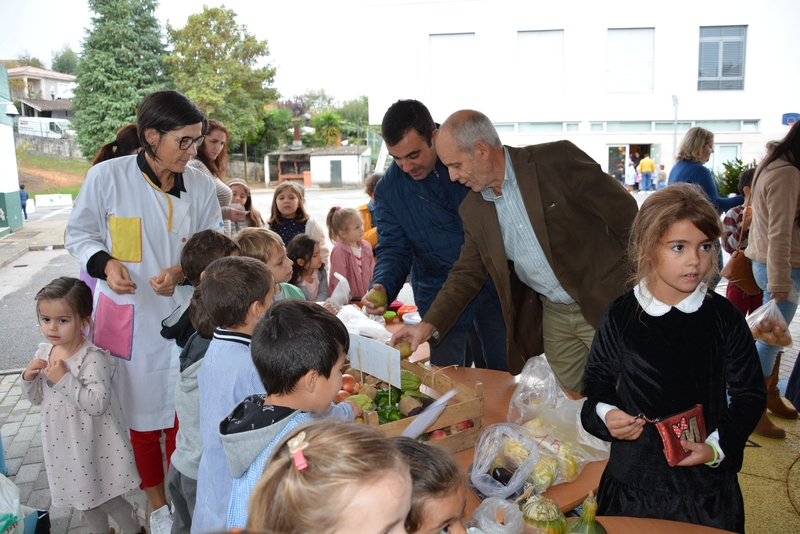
[{"xmin": 15, "ymin": 134, "xmax": 83, "ymax": 160}]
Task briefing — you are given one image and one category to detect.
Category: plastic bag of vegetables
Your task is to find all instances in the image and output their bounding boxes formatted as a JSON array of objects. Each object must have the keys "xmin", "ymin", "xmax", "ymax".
[
  {"xmin": 507, "ymin": 357, "xmax": 569, "ymax": 425},
  {"xmin": 468, "ymin": 497, "xmax": 524, "ymax": 534},
  {"xmin": 471, "ymin": 423, "xmax": 538, "ymax": 499}
]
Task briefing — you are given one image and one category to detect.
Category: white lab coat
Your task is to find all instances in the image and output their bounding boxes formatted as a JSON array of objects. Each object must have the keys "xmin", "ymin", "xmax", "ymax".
[{"xmin": 66, "ymin": 155, "xmax": 223, "ymax": 431}]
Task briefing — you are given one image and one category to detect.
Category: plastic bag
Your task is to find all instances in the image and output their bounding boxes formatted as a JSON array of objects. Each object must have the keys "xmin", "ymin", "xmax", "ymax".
[
  {"xmin": 336, "ymin": 305, "xmax": 392, "ymax": 344},
  {"xmin": 508, "ymin": 357, "xmax": 569, "ymax": 425},
  {"xmin": 468, "ymin": 497, "xmax": 524, "ymax": 534},
  {"xmin": 0, "ymin": 475, "xmax": 23, "ymax": 534},
  {"xmin": 328, "ymin": 272, "xmax": 351, "ymax": 309},
  {"xmin": 746, "ymin": 299, "xmax": 792, "ymax": 347},
  {"xmin": 471, "ymin": 423, "xmax": 539, "ymax": 499},
  {"xmin": 520, "ymin": 398, "xmax": 609, "ymax": 485}
]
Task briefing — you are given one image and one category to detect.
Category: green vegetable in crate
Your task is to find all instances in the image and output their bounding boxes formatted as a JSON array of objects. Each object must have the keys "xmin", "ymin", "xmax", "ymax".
[
  {"xmin": 527, "ymin": 454, "xmax": 559, "ymax": 492},
  {"xmin": 377, "ymin": 405, "xmax": 403, "ymax": 424},
  {"xmin": 344, "ymin": 394, "xmax": 373, "ymax": 413},
  {"xmin": 521, "ymin": 494, "xmax": 568, "ymax": 534},
  {"xmin": 374, "ymin": 386, "xmax": 402, "ymax": 408},
  {"xmin": 564, "ymin": 491, "xmax": 606, "ymax": 534},
  {"xmin": 400, "ymin": 369, "xmax": 422, "ymax": 392}
]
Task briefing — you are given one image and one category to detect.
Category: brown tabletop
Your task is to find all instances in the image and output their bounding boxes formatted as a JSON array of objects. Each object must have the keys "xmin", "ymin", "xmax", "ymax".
[
  {"xmin": 435, "ymin": 366, "xmax": 608, "ymax": 515},
  {"xmin": 567, "ymin": 516, "xmax": 735, "ymax": 533}
]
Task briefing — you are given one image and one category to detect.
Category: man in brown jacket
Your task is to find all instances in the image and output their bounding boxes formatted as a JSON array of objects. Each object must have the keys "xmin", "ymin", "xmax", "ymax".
[{"xmin": 391, "ymin": 110, "xmax": 638, "ymax": 393}]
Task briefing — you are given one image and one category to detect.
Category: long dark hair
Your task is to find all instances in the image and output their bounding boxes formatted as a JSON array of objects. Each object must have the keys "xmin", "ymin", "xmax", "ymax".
[
  {"xmin": 91, "ymin": 124, "xmax": 140, "ymax": 165},
  {"xmin": 286, "ymin": 233, "xmax": 320, "ymax": 285},
  {"xmin": 195, "ymin": 119, "xmax": 230, "ymax": 178},
  {"xmin": 761, "ymin": 121, "xmax": 800, "ymax": 173}
]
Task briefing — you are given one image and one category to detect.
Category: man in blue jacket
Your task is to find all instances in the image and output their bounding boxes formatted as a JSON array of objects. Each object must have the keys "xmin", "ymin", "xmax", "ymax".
[{"xmin": 361, "ymin": 100, "xmax": 506, "ymax": 369}]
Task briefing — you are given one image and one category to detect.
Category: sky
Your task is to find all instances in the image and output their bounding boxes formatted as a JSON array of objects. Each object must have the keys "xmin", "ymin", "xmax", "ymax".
[{"xmin": 0, "ymin": 0, "xmax": 374, "ymax": 103}]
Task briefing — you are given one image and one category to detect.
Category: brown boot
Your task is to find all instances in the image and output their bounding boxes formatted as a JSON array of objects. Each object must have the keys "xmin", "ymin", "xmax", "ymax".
[
  {"xmin": 767, "ymin": 353, "xmax": 798, "ymax": 419},
  {"xmin": 754, "ymin": 409, "xmax": 786, "ymax": 438}
]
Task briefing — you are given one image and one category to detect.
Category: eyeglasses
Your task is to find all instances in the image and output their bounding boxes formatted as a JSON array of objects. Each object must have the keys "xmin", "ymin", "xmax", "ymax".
[{"xmin": 161, "ymin": 130, "xmax": 205, "ymax": 150}]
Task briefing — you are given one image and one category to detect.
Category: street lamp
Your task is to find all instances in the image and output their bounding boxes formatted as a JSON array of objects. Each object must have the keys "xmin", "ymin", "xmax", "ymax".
[{"xmin": 672, "ymin": 95, "xmax": 679, "ymax": 161}]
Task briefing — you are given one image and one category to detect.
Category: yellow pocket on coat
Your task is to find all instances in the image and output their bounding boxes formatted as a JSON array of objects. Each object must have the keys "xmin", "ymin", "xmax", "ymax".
[{"xmin": 109, "ymin": 215, "xmax": 142, "ymax": 263}]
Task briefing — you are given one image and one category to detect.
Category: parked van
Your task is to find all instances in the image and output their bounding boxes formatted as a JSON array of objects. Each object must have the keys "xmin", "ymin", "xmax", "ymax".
[{"xmin": 15, "ymin": 117, "xmax": 75, "ymax": 139}]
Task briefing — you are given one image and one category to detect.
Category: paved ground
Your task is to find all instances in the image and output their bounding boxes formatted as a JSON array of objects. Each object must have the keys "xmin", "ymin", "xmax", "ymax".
[{"xmin": 0, "ymin": 187, "xmax": 797, "ymax": 533}]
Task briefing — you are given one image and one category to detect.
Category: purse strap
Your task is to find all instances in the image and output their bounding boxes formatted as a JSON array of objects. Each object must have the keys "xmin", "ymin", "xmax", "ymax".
[{"xmin": 733, "ymin": 195, "xmax": 750, "ymax": 252}]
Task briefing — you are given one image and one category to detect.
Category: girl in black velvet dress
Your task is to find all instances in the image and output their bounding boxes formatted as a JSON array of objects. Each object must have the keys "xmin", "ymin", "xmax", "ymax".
[{"xmin": 580, "ymin": 184, "xmax": 766, "ymax": 533}]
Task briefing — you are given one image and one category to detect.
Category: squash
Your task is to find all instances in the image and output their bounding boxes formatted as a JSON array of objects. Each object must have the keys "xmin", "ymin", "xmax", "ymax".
[
  {"xmin": 521, "ymin": 494, "xmax": 567, "ymax": 534},
  {"xmin": 565, "ymin": 491, "xmax": 607, "ymax": 534}
]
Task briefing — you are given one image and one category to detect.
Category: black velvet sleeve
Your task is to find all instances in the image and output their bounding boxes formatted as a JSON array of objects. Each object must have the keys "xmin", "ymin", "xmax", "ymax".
[
  {"xmin": 716, "ymin": 300, "xmax": 767, "ymax": 472},
  {"xmin": 581, "ymin": 298, "xmax": 626, "ymax": 442}
]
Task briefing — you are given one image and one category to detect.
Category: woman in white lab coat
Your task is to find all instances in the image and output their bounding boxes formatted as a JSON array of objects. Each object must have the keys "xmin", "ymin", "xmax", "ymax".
[{"xmin": 65, "ymin": 90, "xmax": 222, "ymax": 534}]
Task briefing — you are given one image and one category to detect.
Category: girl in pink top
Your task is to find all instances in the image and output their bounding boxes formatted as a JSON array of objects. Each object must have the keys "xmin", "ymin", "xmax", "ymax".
[{"xmin": 327, "ymin": 207, "xmax": 375, "ymax": 299}]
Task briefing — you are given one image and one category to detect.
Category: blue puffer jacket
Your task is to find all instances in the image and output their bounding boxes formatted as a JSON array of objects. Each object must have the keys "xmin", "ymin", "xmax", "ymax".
[{"xmin": 373, "ymin": 159, "xmax": 493, "ymax": 332}]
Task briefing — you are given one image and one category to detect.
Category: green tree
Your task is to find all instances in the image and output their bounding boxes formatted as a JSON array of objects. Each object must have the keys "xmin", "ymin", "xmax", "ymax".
[
  {"xmin": 302, "ymin": 88, "xmax": 335, "ymax": 112},
  {"xmin": 336, "ymin": 95, "xmax": 368, "ymax": 125},
  {"xmin": 311, "ymin": 110, "xmax": 342, "ymax": 147},
  {"xmin": 51, "ymin": 45, "xmax": 80, "ymax": 74},
  {"xmin": 261, "ymin": 107, "xmax": 293, "ymax": 148},
  {"xmin": 73, "ymin": 0, "xmax": 168, "ymax": 159},
  {"xmin": 16, "ymin": 50, "xmax": 45, "ymax": 69},
  {"xmin": 165, "ymin": 6, "xmax": 278, "ymax": 147}
]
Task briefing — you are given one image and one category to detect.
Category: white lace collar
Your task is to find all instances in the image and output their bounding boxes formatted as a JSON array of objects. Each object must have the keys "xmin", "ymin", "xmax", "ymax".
[{"xmin": 634, "ymin": 279, "xmax": 708, "ymax": 317}]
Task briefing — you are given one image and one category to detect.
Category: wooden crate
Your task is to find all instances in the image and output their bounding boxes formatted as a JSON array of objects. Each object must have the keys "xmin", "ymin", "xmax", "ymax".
[{"xmin": 354, "ymin": 360, "xmax": 484, "ymax": 454}]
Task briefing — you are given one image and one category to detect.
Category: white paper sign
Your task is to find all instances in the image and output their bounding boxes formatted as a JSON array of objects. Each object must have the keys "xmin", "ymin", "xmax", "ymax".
[{"xmin": 347, "ymin": 333, "xmax": 402, "ymax": 389}]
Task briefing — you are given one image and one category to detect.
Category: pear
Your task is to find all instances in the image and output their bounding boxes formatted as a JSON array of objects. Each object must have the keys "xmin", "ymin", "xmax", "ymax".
[
  {"xmin": 395, "ymin": 341, "xmax": 413, "ymax": 359},
  {"xmin": 365, "ymin": 287, "xmax": 388, "ymax": 308}
]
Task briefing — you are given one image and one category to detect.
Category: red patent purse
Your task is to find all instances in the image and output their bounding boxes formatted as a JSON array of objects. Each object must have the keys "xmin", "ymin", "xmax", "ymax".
[{"xmin": 638, "ymin": 404, "xmax": 706, "ymax": 467}]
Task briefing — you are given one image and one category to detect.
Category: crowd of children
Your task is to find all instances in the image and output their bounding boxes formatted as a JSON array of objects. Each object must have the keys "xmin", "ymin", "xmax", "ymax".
[{"xmin": 23, "ymin": 170, "xmax": 787, "ymax": 534}]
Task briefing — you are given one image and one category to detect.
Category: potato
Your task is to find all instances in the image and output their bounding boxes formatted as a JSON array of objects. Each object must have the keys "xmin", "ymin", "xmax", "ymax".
[
  {"xmin": 751, "ymin": 326, "xmax": 762, "ymax": 339},
  {"xmin": 759, "ymin": 317, "xmax": 775, "ymax": 331},
  {"xmin": 777, "ymin": 334, "xmax": 793, "ymax": 347},
  {"xmin": 760, "ymin": 331, "xmax": 777, "ymax": 345},
  {"xmin": 773, "ymin": 324, "xmax": 786, "ymax": 336}
]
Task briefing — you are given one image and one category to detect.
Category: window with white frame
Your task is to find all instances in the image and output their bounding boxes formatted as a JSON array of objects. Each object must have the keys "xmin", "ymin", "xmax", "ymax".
[
  {"xmin": 517, "ymin": 30, "xmax": 564, "ymax": 95},
  {"xmin": 698, "ymin": 26, "xmax": 746, "ymax": 90},
  {"xmin": 607, "ymin": 28, "xmax": 654, "ymax": 92},
  {"xmin": 706, "ymin": 144, "xmax": 740, "ymax": 175}
]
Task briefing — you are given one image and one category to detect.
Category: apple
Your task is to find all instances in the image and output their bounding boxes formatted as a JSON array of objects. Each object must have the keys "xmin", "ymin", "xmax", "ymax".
[
  {"xmin": 365, "ymin": 287, "xmax": 388, "ymax": 308},
  {"xmin": 429, "ymin": 429, "xmax": 447, "ymax": 440},
  {"xmin": 395, "ymin": 341, "xmax": 413, "ymax": 359},
  {"xmin": 450, "ymin": 420, "xmax": 474, "ymax": 434}
]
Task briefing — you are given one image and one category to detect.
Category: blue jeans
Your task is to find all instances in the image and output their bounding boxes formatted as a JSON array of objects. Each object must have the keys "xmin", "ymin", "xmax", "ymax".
[
  {"xmin": 641, "ymin": 172, "xmax": 653, "ymax": 191},
  {"xmin": 430, "ymin": 283, "xmax": 508, "ymax": 370},
  {"xmin": 752, "ymin": 260, "xmax": 800, "ymax": 375}
]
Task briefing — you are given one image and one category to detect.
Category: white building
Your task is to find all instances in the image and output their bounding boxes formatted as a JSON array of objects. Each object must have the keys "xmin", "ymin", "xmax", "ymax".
[{"xmin": 366, "ymin": 0, "xmax": 800, "ymax": 175}]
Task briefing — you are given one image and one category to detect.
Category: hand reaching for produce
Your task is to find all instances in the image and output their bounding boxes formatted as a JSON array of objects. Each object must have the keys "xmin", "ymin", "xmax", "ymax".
[
  {"xmin": 605, "ymin": 409, "xmax": 645, "ymax": 440},
  {"xmin": 391, "ymin": 321, "xmax": 437, "ymax": 352}
]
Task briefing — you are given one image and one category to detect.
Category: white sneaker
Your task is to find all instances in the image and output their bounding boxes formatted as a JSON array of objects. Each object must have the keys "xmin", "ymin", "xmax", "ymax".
[{"xmin": 149, "ymin": 504, "xmax": 173, "ymax": 534}]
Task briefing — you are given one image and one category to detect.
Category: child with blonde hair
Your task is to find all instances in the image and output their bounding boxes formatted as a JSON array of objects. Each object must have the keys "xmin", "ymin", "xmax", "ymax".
[
  {"xmin": 268, "ymin": 181, "xmax": 330, "ymax": 264},
  {"xmin": 581, "ymin": 184, "xmax": 766, "ymax": 533},
  {"xmin": 236, "ymin": 227, "xmax": 305, "ymax": 301},
  {"xmin": 23, "ymin": 277, "xmax": 142, "ymax": 534},
  {"xmin": 327, "ymin": 206, "xmax": 375, "ymax": 299},
  {"xmin": 228, "ymin": 180, "xmax": 265, "ymax": 234},
  {"xmin": 245, "ymin": 419, "xmax": 411, "ymax": 534}
]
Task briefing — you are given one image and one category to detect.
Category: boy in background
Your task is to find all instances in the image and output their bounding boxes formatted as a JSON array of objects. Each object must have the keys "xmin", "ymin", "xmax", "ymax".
[
  {"xmin": 657, "ymin": 164, "xmax": 668, "ymax": 188},
  {"xmin": 192, "ymin": 256, "xmax": 274, "ymax": 533},
  {"xmin": 236, "ymin": 227, "xmax": 305, "ymax": 301},
  {"xmin": 166, "ymin": 230, "xmax": 240, "ymax": 534},
  {"xmin": 223, "ymin": 300, "xmax": 362, "ymax": 528}
]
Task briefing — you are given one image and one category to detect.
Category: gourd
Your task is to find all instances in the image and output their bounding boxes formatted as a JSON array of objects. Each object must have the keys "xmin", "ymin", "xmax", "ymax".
[
  {"xmin": 521, "ymin": 494, "xmax": 567, "ymax": 534},
  {"xmin": 565, "ymin": 491, "xmax": 607, "ymax": 534}
]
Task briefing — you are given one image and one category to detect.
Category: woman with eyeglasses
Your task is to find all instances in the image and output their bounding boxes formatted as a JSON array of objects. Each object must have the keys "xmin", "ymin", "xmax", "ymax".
[{"xmin": 66, "ymin": 90, "xmax": 223, "ymax": 534}]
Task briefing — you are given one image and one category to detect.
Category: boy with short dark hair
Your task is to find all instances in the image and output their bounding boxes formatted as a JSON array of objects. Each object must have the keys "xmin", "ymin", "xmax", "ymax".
[
  {"xmin": 161, "ymin": 229, "xmax": 240, "ymax": 348},
  {"xmin": 223, "ymin": 300, "xmax": 362, "ymax": 528},
  {"xmin": 166, "ymin": 230, "xmax": 240, "ymax": 534},
  {"xmin": 192, "ymin": 256, "xmax": 274, "ymax": 534}
]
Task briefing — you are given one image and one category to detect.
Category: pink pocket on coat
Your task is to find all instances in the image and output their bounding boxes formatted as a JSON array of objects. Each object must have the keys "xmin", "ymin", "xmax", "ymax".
[{"xmin": 93, "ymin": 292, "xmax": 134, "ymax": 360}]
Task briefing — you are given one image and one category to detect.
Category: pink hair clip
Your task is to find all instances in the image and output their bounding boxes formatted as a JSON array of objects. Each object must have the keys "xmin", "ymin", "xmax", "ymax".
[{"xmin": 287, "ymin": 431, "xmax": 309, "ymax": 471}]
